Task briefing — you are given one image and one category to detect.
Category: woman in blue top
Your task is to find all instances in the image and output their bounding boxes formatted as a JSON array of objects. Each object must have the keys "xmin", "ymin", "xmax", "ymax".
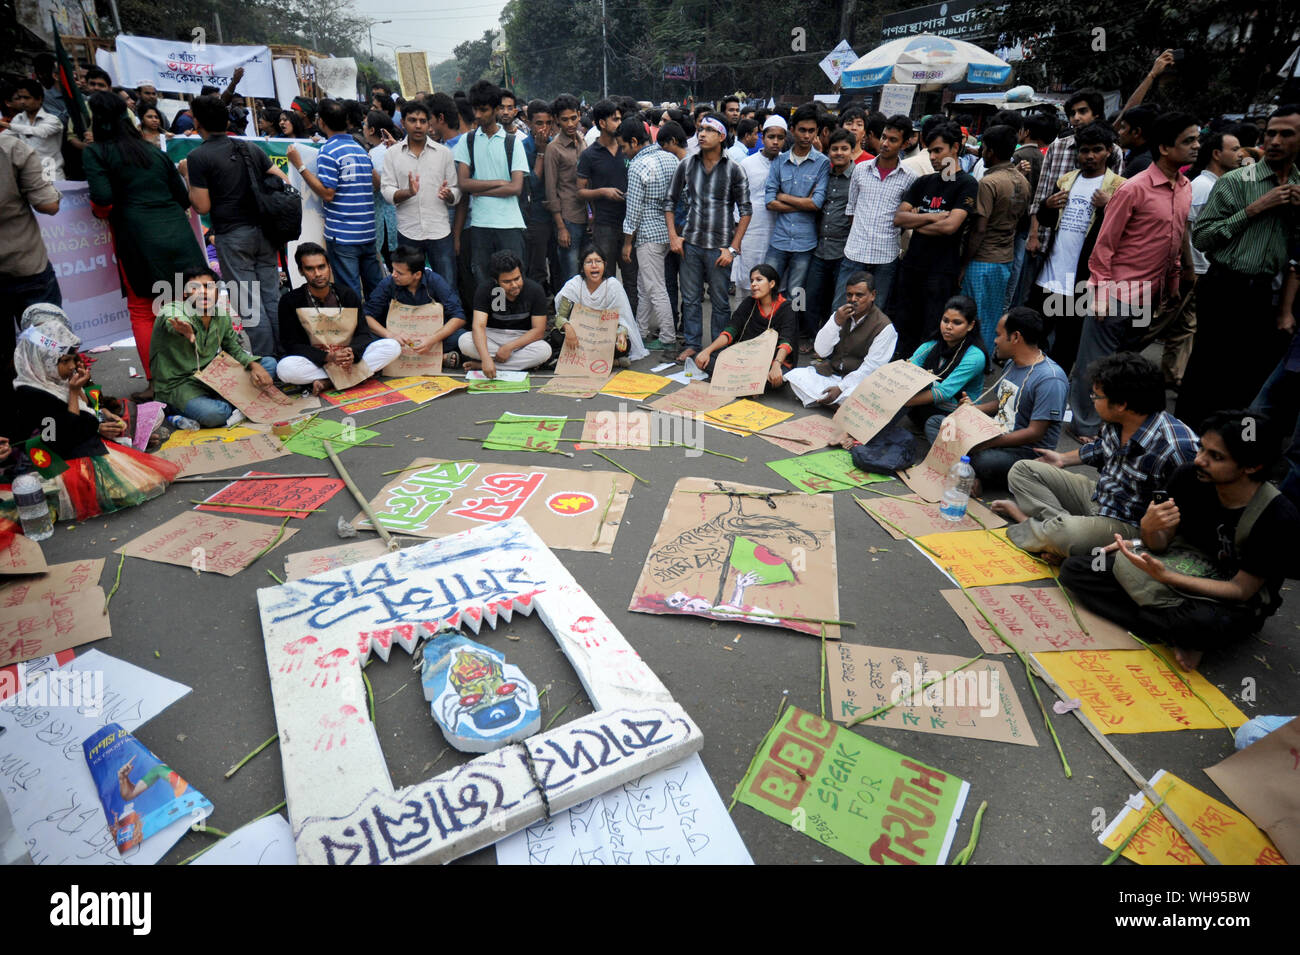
[{"xmin": 903, "ymin": 294, "xmax": 989, "ymax": 425}]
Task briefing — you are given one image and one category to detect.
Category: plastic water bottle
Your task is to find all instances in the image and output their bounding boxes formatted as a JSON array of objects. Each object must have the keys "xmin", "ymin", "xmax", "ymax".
[
  {"xmin": 13, "ymin": 471, "xmax": 54, "ymax": 542},
  {"xmin": 166, "ymin": 414, "xmax": 201, "ymax": 431},
  {"xmin": 939, "ymin": 455, "xmax": 976, "ymax": 522}
]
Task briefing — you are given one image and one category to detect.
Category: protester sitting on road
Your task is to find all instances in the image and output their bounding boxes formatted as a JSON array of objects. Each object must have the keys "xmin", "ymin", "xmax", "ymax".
[
  {"xmin": 993, "ymin": 352, "xmax": 1198, "ymax": 558},
  {"xmin": 149, "ymin": 266, "xmax": 279, "ymax": 429},
  {"xmin": 363, "ymin": 245, "xmax": 466, "ymax": 367},
  {"xmin": 1060, "ymin": 410, "xmax": 1300, "ymax": 671},
  {"xmin": 458, "ymin": 250, "xmax": 552, "ymax": 376},
  {"xmin": 693, "ymin": 263, "xmax": 797, "ymax": 391},
  {"xmin": 902, "ymin": 294, "xmax": 989, "ymax": 422},
  {"xmin": 784, "ymin": 270, "xmax": 896, "ymax": 407},
  {"xmin": 553, "ymin": 243, "xmax": 649, "ymax": 368},
  {"xmin": 277, "ymin": 243, "xmax": 402, "ymax": 394}
]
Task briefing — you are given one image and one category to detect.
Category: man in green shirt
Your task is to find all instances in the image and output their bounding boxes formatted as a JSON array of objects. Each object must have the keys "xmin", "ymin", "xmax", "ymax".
[
  {"xmin": 1178, "ymin": 105, "xmax": 1300, "ymax": 426},
  {"xmin": 150, "ymin": 266, "xmax": 279, "ymax": 428}
]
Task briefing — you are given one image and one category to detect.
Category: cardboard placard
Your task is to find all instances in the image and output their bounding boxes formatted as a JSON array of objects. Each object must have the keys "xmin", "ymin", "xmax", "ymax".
[
  {"xmin": 736, "ymin": 707, "xmax": 968, "ymax": 865},
  {"xmin": 116, "ymin": 512, "xmax": 298, "ymax": 576},
  {"xmin": 855, "ymin": 492, "xmax": 1005, "ymax": 540},
  {"xmin": 648, "ymin": 382, "xmax": 731, "ymax": 415},
  {"xmin": 1100, "ymin": 770, "xmax": 1284, "ymax": 866},
  {"xmin": 577, "ymin": 410, "xmax": 654, "ymax": 449},
  {"xmin": 1204, "ymin": 718, "xmax": 1300, "ymax": 864},
  {"xmin": 629, "ymin": 477, "xmax": 840, "ymax": 638},
  {"xmin": 195, "ymin": 351, "xmax": 320, "ymax": 424},
  {"xmin": 755, "ymin": 415, "xmax": 844, "ymax": 455},
  {"xmin": 914, "ymin": 528, "xmax": 1053, "ymax": 587},
  {"xmin": 832, "ymin": 360, "xmax": 937, "ymax": 443},
  {"xmin": 483, "ymin": 413, "xmax": 569, "ymax": 453},
  {"xmin": 0, "ymin": 588, "xmax": 111, "ymax": 665},
  {"xmin": 829, "ymin": 643, "xmax": 1037, "ymax": 747},
  {"xmin": 296, "ymin": 306, "xmax": 371, "ymax": 390},
  {"xmin": 355, "ymin": 458, "xmax": 633, "ymax": 553},
  {"xmin": 467, "ymin": 370, "xmax": 531, "ymax": 394},
  {"xmin": 382, "ymin": 302, "xmax": 445, "ymax": 378},
  {"xmin": 0, "ymin": 559, "xmax": 105, "ymax": 607},
  {"xmin": 0, "ymin": 529, "xmax": 47, "ymax": 576},
  {"xmin": 159, "ymin": 425, "xmax": 262, "ymax": 449},
  {"xmin": 321, "ymin": 377, "xmax": 407, "ymax": 411},
  {"xmin": 766, "ymin": 448, "xmax": 892, "ymax": 493},
  {"xmin": 900, "ymin": 403, "xmax": 1004, "ymax": 501},
  {"xmin": 555, "ymin": 303, "xmax": 618, "ymax": 381},
  {"xmin": 159, "ymin": 433, "xmax": 289, "ymax": 477},
  {"xmin": 709, "ymin": 328, "xmax": 777, "ymax": 398},
  {"xmin": 283, "ymin": 539, "xmax": 393, "ymax": 581},
  {"xmin": 701, "ymin": 398, "xmax": 792, "ymax": 436},
  {"xmin": 1033, "ymin": 647, "xmax": 1247, "ymax": 734},
  {"xmin": 600, "ymin": 370, "xmax": 670, "ymax": 400},
  {"xmin": 196, "ymin": 471, "xmax": 345, "ymax": 519},
  {"xmin": 940, "ymin": 586, "xmax": 1139, "ymax": 654},
  {"xmin": 382, "ymin": 375, "xmax": 467, "ymax": 404}
]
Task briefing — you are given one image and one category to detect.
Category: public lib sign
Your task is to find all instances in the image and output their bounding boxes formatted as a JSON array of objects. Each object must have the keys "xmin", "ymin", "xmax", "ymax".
[{"xmin": 116, "ymin": 36, "xmax": 276, "ymax": 98}]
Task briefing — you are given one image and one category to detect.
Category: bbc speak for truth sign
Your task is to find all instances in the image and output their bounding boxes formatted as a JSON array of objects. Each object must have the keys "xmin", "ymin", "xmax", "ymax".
[
  {"xmin": 39, "ymin": 182, "xmax": 130, "ymax": 350},
  {"xmin": 115, "ymin": 36, "xmax": 276, "ymax": 98}
]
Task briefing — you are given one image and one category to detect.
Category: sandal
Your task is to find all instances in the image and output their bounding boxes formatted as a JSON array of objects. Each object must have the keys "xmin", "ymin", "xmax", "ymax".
[{"xmin": 443, "ymin": 352, "xmax": 461, "ymax": 369}]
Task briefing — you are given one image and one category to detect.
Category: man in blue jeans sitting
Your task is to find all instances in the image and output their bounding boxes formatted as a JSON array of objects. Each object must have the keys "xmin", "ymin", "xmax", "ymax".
[{"xmin": 664, "ymin": 113, "xmax": 752, "ymax": 362}]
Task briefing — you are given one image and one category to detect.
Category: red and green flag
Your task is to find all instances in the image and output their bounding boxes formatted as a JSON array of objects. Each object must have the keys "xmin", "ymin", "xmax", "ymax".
[
  {"xmin": 24, "ymin": 437, "xmax": 68, "ymax": 478},
  {"xmin": 728, "ymin": 536, "xmax": 795, "ymax": 586},
  {"xmin": 51, "ymin": 17, "xmax": 89, "ymax": 137}
]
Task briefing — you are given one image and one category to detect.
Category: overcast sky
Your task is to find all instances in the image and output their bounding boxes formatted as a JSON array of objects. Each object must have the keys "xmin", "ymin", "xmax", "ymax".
[{"xmin": 353, "ymin": 0, "xmax": 510, "ymax": 65}]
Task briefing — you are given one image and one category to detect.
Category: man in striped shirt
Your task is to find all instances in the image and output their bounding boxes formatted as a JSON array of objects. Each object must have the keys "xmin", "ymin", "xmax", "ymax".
[
  {"xmin": 289, "ymin": 99, "xmax": 383, "ymax": 301},
  {"xmin": 620, "ymin": 117, "xmax": 680, "ymax": 349}
]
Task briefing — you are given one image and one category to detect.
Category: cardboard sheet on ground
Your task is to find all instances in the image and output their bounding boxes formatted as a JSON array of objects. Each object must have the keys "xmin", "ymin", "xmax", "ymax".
[
  {"xmin": 0, "ymin": 558, "xmax": 104, "ymax": 606},
  {"xmin": 552, "ymin": 303, "xmax": 618, "ymax": 388},
  {"xmin": 600, "ymin": 369, "xmax": 669, "ymax": 400},
  {"xmin": 766, "ymin": 448, "xmax": 891, "ymax": 493},
  {"xmin": 1099, "ymin": 770, "xmax": 1285, "ymax": 865},
  {"xmin": 355, "ymin": 458, "xmax": 632, "ymax": 553},
  {"xmin": 708, "ymin": 328, "xmax": 777, "ymax": 397},
  {"xmin": 159, "ymin": 433, "xmax": 290, "ymax": 477},
  {"xmin": 483, "ymin": 412, "xmax": 569, "ymax": 453},
  {"xmin": 856, "ymin": 492, "xmax": 1005, "ymax": 539},
  {"xmin": 381, "ymin": 302, "xmax": 444, "ymax": 377},
  {"xmin": 117, "ymin": 512, "xmax": 298, "ymax": 576},
  {"xmin": 538, "ymin": 376, "xmax": 603, "ymax": 397},
  {"xmin": 278, "ymin": 418, "xmax": 380, "ymax": 460},
  {"xmin": 196, "ymin": 471, "xmax": 345, "ymax": 518},
  {"xmin": 0, "ymin": 528, "xmax": 47, "ymax": 575},
  {"xmin": 195, "ymin": 351, "xmax": 321, "ymax": 423},
  {"xmin": 381, "ymin": 375, "xmax": 467, "ymax": 404},
  {"xmin": 900, "ymin": 403, "xmax": 1005, "ymax": 501},
  {"xmin": 736, "ymin": 706, "xmax": 968, "ymax": 865},
  {"xmin": 1204, "ymin": 718, "xmax": 1300, "ymax": 864},
  {"xmin": 577, "ymin": 410, "xmax": 654, "ymax": 449},
  {"xmin": 1033, "ymin": 647, "xmax": 1247, "ymax": 734},
  {"xmin": 756, "ymin": 415, "xmax": 844, "ymax": 455},
  {"xmin": 283, "ymin": 539, "xmax": 392, "ymax": 581},
  {"xmin": 159, "ymin": 425, "xmax": 262, "ymax": 449},
  {"xmin": 829, "ymin": 643, "xmax": 1037, "ymax": 746},
  {"xmin": 296, "ymin": 306, "xmax": 372, "ymax": 389},
  {"xmin": 914, "ymin": 527, "xmax": 1052, "ymax": 587},
  {"xmin": 628, "ymin": 477, "xmax": 840, "ymax": 638},
  {"xmin": 467, "ymin": 369, "xmax": 531, "ymax": 394},
  {"xmin": 192, "ymin": 814, "xmax": 298, "ymax": 866},
  {"xmin": 0, "ymin": 587, "xmax": 111, "ymax": 665},
  {"xmin": 495, "ymin": 752, "xmax": 752, "ymax": 865},
  {"xmin": 701, "ymin": 398, "xmax": 792, "ymax": 436},
  {"xmin": 0, "ymin": 649, "xmax": 192, "ymax": 865},
  {"xmin": 941, "ymin": 586, "xmax": 1139, "ymax": 653},
  {"xmin": 833, "ymin": 360, "xmax": 937, "ymax": 443},
  {"xmin": 321, "ymin": 377, "xmax": 407, "ymax": 411},
  {"xmin": 648, "ymin": 382, "xmax": 731, "ymax": 415}
]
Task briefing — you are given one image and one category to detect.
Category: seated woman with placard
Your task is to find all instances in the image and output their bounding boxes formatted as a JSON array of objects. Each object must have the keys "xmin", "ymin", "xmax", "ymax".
[
  {"xmin": 693, "ymin": 264, "xmax": 797, "ymax": 389},
  {"xmin": 552, "ymin": 244, "xmax": 649, "ymax": 367}
]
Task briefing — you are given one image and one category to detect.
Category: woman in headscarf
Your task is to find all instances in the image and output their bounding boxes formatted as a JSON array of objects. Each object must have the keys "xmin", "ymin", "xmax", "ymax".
[
  {"xmin": 553, "ymin": 243, "xmax": 649, "ymax": 366},
  {"xmin": 83, "ymin": 91, "xmax": 206, "ymax": 403},
  {"xmin": 693, "ymin": 263, "xmax": 797, "ymax": 389},
  {"xmin": 5, "ymin": 320, "xmax": 179, "ymax": 522}
]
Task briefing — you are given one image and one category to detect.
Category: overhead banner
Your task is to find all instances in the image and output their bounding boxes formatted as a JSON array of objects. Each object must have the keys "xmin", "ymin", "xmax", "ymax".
[
  {"xmin": 312, "ymin": 56, "xmax": 357, "ymax": 100},
  {"xmin": 39, "ymin": 182, "xmax": 130, "ymax": 349},
  {"xmin": 115, "ymin": 36, "xmax": 276, "ymax": 98}
]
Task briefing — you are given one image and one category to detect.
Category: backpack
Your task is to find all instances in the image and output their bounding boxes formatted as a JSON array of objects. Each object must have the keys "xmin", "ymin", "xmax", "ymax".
[
  {"xmin": 847, "ymin": 423, "xmax": 918, "ymax": 476},
  {"xmin": 235, "ymin": 139, "xmax": 303, "ymax": 246},
  {"xmin": 467, "ymin": 128, "xmax": 528, "ymax": 220}
]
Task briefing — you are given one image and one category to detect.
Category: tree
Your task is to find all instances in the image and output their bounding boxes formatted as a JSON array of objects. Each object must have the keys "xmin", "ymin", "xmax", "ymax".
[{"xmin": 453, "ymin": 29, "xmax": 499, "ymax": 87}]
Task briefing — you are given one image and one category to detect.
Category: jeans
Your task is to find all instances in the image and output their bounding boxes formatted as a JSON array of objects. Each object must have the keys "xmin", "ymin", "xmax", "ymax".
[
  {"xmin": 182, "ymin": 356, "xmax": 279, "ymax": 427},
  {"xmin": 924, "ymin": 413, "xmax": 1034, "ymax": 490},
  {"xmin": 679, "ymin": 242, "xmax": 731, "ymax": 351},
  {"xmin": 1004, "ymin": 229, "xmax": 1030, "ymax": 312},
  {"xmin": 666, "ymin": 248, "xmax": 682, "ymax": 331},
  {"xmin": 1251, "ymin": 357, "xmax": 1300, "ymax": 505},
  {"xmin": 213, "ymin": 225, "xmax": 282, "ymax": 357},
  {"xmin": 840, "ymin": 256, "xmax": 898, "ymax": 314},
  {"xmin": 468, "ymin": 227, "xmax": 527, "ymax": 296},
  {"xmin": 326, "ymin": 239, "xmax": 386, "ymax": 302},
  {"xmin": 1068, "ymin": 311, "xmax": 1142, "ymax": 437},
  {"xmin": 763, "ymin": 247, "xmax": 814, "ymax": 336},
  {"xmin": 635, "ymin": 242, "xmax": 675, "ymax": 344},
  {"xmin": 556, "ymin": 219, "xmax": 588, "ymax": 283},
  {"xmin": 397, "ymin": 232, "xmax": 457, "ymax": 288},
  {"xmin": 804, "ymin": 255, "xmax": 841, "ymax": 335},
  {"xmin": 592, "ymin": 222, "xmax": 637, "ymax": 313}
]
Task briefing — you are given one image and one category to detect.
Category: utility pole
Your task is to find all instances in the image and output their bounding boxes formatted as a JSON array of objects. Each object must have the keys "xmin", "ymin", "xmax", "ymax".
[
  {"xmin": 839, "ymin": 0, "xmax": 857, "ymax": 46},
  {"xmin": 368, "ymin": 19, "xmax": 392, "ymax": 66},
  {"xmin": 214, "ymin": 10, "xmax": 224, "ymax": 43},
  {"xmin": 601, "ymin": 0, "xmax": 608, "ymax": 98}
]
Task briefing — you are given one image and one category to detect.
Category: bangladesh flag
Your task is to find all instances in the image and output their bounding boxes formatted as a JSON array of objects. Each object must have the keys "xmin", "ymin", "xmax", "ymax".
[
  {"xmin": 24, "ymin": 437, "xmax": 68, "ymax": 478},
  {"xmin": 728, "ymin": 536, "xmax": 795, "ymax": 586},
  {"xmin": 51, "ymin": 17, "xmax": 89, "ymax": 137}
]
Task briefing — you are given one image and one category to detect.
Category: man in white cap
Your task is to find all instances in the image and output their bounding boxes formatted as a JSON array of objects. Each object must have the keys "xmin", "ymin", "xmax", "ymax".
[{"xmin": 736, "ymin": 115, "xmax": 787, "ymax": 281}]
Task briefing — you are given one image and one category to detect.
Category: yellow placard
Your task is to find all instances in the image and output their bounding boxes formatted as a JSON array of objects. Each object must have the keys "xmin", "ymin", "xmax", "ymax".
[
  {"xmin": 599, "ymin": 370, "xmax": 671, "ymax": 400},
  {"xmin": 1100, "ymin": 771, "xmax": 1284, "ymax": 865},
  {"xmin": 915, "ymin": 527, "xmax": 1052, "ymax": 587},
  {"xmin": 383, "ymin": 375, "xmax": 468, "ymax": 404},
  {"xmin": 701, "ymin": 399, "xmax": 793, "ymax": 436},
  {"xmin": 160, "ymin": 425, "xmax": 262, "ymax": 449},
  {"xmin": 1035, "ymin": 646, "xmax": 1247, "ymax": 734}
]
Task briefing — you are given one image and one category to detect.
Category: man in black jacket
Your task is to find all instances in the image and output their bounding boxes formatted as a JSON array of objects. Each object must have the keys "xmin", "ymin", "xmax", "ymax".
[{"xmin": 276, "ymin": 243, "xmax": 401, "ymax": 394}]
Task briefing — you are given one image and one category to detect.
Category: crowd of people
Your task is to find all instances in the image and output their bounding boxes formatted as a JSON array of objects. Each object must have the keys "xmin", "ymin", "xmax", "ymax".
[{"xmin": 3, "ymin": 47, "xmax": 1300, "ymax": 674}]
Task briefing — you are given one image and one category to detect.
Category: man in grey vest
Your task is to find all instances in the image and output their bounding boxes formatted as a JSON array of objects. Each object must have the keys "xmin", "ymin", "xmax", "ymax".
[{"xmin": 785, "ymin": 270, "xmax": 898, "ymax": 407}]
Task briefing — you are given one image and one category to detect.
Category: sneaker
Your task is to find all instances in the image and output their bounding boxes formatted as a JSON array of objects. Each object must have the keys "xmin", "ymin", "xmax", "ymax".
[
  {"xmin": 644, "ymin": 337, "xmax": 664, "ymax": 350},
  {"xmin": 225, "ymin": 409, "xmax": 246, "ymax": 427}
]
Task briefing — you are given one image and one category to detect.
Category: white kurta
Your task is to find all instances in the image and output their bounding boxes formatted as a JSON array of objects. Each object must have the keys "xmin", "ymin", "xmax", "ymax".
[
  {"xmin": 784, "ymin": 311, "xmax": 897, "ymax": 406},
  {"xmin": 736, "ymin": 151, "xmax": 774, "ymax": 282}
]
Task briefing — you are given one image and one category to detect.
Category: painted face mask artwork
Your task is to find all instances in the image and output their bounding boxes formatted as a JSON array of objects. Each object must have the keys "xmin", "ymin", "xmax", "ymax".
[{"xmin": 421, "ymin": 634, "xmax": 541, "ymax": 753}]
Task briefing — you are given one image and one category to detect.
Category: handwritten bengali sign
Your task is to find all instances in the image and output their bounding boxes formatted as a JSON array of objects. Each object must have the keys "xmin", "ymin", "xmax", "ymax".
[
  {"xmin": 832, "ymin": 360, "xmax": 937, "ymax": 443},
  {"xmin": 1205, "ymin": 718, "xmax": 1300, "ymax": 864},
  {"xmin": 701, "ymin": 398, "xmax": 792, "ymax": 436},
  {"xmin": 483, "ymin": 413, "xmax": 569, "ymax": 453},
  {"xmin": 321, "ymin": 377, "xmax": 407, "ymax": 412},
  {"xmin": 159, "ymin": 433, "xmax": 289, "ymax": 477},
  {"xmin": 0, "ymin": 588, "xmax": 111, "ymax": 665},
  {"xmin": 600, "ymin": 370, "xmax": 670, "ymax": 400},
  {"xmin": 116, "ymin": 512, "xmax": 298, "ymax": 576},
  {"xmin": 900, "ymin": 402, "xmax": 1003, "ymax": 501},
  {"xmin": 766, "ymin": 448, "xmax": 891, "ymax": 493},
  {"xmin": 1034, "ymin": 647, "xmax": 1247, "ymax": 734},
  {"xmin": 915, "ymin": 528, "xmax": 1052, "ymax": 587},
  {"xmin": 196, "ymin": 471, "xmax": 344, "ymax": 519},
  {"xmin": 755, "ymin": 415, "xmax": 844, "ymax": 455},
  {"xmin": 382, "ymin": 375, "xmax": 467, "ymax": 404},
  {"xmin": 382, "ymin": 302, "xmax": 444, "ymax": 378},
  {"xmin": 941, "ymin": 586, "xmax": 1139, "ymax": 654},
  {"xmin": 159, "ymin": 426, "xmax": 262, "ymax": 449},
  {"xmin": 554, "ymin": 303, "xmax": 618, "ymax": 385},
  {"xmin": 297, "ymin": 306, "xmax": 370, "ymax": 390},
  {"xmin": 195, "ymin": 351, "xmax": 320, "ymax": 424},
  {"xmin": 577, "ymin": 410, "xmax": 654, "ymax": 450},
  {"xmin": 710, "ymin": 328, "xmax": 777, "ymax": 398},
  {"xmin": 0, "ymin": 560, "xmax": 104, "ymax": 607},
  {"xmin": 648, "ymin": 382, "xmax": 731, "ymax": 415},
  {"xmin": 283, "ymin": 539, "xmax": 393, "ymax": 581},
  {"xmin": 855, "ymin": 492, "xmax": 1005, "ymax": 539},
  {"xmin": 277, "ymin": 418, "xmax": 380, "ymax": 460},
  {"xmin": 115, "ymin": 36, "xmax": 276, "ymax": 97},
  {"xmin": 736, "ymin": 707, "xmax": 969, "ymax": 865},
  {"xmin": 0, "ymin": 527, "xmax": 47, "ymax": 576}
]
